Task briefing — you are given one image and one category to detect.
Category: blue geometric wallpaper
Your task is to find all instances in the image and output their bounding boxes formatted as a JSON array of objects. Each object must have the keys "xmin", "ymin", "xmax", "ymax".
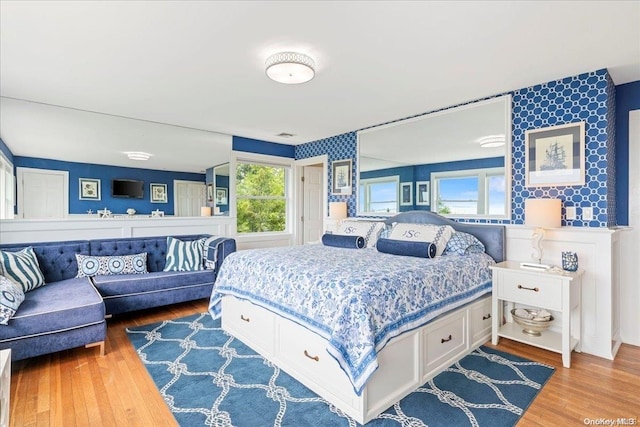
[{"xmin": 296, "ymin": 69, "xmax": 616, "ymax": 227}]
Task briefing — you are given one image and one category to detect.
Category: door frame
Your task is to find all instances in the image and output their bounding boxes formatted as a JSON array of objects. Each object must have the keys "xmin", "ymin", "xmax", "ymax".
[
  {"xmin": 16, "ymin": 167, "xmax": 69, "ymax": 219},
  {"xmin": 173, "ymin": 179, "xmax": 206, "ymax": 217},
  {"xmin": 294, "ymin": 155, "xmax": 328, "ymax": 245}
]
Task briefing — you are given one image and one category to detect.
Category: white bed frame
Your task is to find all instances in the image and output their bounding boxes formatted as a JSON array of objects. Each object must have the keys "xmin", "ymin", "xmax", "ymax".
[{"xmin": 221, "ymin": 212, "xmax": 505, "ymax": 424}]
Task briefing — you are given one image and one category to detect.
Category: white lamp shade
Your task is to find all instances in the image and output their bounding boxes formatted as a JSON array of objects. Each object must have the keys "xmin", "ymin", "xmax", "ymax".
[
  {"xmin": 200, "ymin": 206, "xmax": 212, "ymax": 217},
  {"xmin": 329, "ymin": 202, "xmax": 347, "ymax": 220},
  {"xmin": 525, "ymin": 198, "xmax": 561, "ymax": 228}
]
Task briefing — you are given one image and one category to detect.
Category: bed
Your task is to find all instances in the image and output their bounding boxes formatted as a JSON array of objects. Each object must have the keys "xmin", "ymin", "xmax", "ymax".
[{"xmin": 209, "ymin": 211, "xmax": 505, "ymax": 424}]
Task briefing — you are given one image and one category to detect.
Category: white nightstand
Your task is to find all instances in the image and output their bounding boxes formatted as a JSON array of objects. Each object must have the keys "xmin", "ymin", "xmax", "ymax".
[
  {"xmin": 490, "ymin": 261, "xmax": 583, "ymax": 368},
  {"xmin": 0, "ymin": 349, "xmax": 10, "ymax": 427}
]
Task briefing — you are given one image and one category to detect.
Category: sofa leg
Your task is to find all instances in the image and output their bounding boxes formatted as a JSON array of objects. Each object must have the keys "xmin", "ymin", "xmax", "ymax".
[{"xmin": 86, "ymin": 341, "xmax": 105, "ymax": 356}]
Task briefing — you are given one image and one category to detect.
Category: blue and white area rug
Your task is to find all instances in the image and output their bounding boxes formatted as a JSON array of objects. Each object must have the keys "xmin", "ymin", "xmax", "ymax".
[{"xmin": 126, "ymin": 312, "xmax": 554, "ymax": 427}]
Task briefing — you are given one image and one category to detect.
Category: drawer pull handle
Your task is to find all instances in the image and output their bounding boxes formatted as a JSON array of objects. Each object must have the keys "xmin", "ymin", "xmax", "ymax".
[
  {"xmin": 517, "ymin": 285, "xmax": 539, "ymax": 292},
  {"xmin": 482, "ymin": 314, "xmax": 491, "ymax": 320},
  {"xmin": 304, "ymin": 350, "xmax": 319, "ymax": 362},
  {"xmin": 240, "ymin": 314, "xmax": 250, "ymax": 322},
  {"xmin": 441, "ymin": 334, "xmax": 452, "ymax": 343}
]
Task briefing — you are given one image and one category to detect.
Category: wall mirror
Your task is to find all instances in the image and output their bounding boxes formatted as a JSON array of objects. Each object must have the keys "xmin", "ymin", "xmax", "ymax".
[
  {"xmin": 213, "ymin": 163, "xmax": 230, "ymax": 215},
  {"xmin": 357, "ymin": 95, "xmax": 512, "ymax": 218}
]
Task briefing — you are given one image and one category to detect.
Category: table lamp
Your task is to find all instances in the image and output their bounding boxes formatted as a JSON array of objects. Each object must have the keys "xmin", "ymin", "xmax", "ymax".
[
  {"xmin": 329, "ymin": 202, "xmax": 347, "ymax": 220},
  {"xmin": 523, "ymin": 198, "xmax": 561, "ymax": 269}
]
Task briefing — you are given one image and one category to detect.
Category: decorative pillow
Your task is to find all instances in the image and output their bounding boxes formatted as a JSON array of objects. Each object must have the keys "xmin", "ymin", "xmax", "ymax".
[
  {"xmin": 76, "ymin": 253, "xmax": 148, "ymax": 277},
  {"xmin": 322, "ymin": 233, "xmax": 365, "ymax": 249},
  {"xmin": 334, "ymin": 220, "xmax": 385, "ymax": 248},
  {"xmin": 164, "ymin": 237, "xmax": 205, "ymax": 272},
  {"xmin": 376, "ymin": 238, "xmax": 436, "ymax": 259},
  {"xmin": 0, "ymin": 275, "xmax": 25, "ymax": 325},
  {"xmin": 202, "ymin": 236, "xmax": 227, "ymax": 270},
  {"xmin": 388, "ymin": 223, "xmax": 454, "ymax": 256},
  {"xmin": 444, "ymin": 231, "xmax": 486, "ymax": 256},
  {"xmin": 0, "ymin": 247, "xmax": 46, "ymax": 292}
]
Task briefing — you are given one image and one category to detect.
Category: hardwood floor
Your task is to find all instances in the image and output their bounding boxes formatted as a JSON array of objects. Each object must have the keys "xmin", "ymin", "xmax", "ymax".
[{"xmin": 8, "ymin": 299, "xmax": 640, "ymax": 426}]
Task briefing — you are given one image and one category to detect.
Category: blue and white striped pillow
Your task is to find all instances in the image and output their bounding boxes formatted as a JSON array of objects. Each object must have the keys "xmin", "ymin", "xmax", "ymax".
[
  {"xmin": 0, "ymin": 247, "xmax": 46, "ymax": 292},
  {"xmin": 163, "ymin": 237, "xmax": 206, "ymax": 272}
]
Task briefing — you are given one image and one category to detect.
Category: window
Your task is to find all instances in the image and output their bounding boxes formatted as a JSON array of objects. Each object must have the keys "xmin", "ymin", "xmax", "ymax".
[
  {"xmin": 359, "ymin": 176, "xmax": 399, "ymax": 214},
  {"xmin": 236, "ymin": 161, "xmax": 289, "ymax": 233},
  {"xmin": 0, "ymin": 154, "xmax": 14, "ymax": 219},
  {"xmin": 431, "ymin": 167, "xmax": 505, "ymax": 217}
]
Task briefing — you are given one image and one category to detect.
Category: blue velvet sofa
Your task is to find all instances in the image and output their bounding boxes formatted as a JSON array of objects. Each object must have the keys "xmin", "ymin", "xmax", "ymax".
[{"xmin": 0, "ymin": 234, "xmax": 236, "ymax": 361}]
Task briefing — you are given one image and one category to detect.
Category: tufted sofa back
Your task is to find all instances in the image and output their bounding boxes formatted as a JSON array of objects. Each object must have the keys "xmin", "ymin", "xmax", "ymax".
[
  {"xmin": 89, "ymin": 235, "xmax": 209, "ymax": 272},
  {"xmin": 0, "ymin": 240, "xmax": 91, "ymax": 283}
]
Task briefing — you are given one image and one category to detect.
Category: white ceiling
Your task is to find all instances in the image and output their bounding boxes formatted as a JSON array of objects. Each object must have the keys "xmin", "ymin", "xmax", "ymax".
[{"xmin": 1, "ymin": 1, "xmax": 638, "ymax": 173}]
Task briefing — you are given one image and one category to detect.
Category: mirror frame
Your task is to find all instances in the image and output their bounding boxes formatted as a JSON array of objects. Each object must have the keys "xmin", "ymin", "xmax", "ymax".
[{"xmin": 356, "ymin": 95, "xmax": 512, "ymax": 219}]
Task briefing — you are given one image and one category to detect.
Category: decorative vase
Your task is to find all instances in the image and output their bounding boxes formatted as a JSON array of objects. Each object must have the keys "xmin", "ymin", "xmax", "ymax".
[{"xmin": 562, "ymin": 251, "xmax": 578, "ymax": 272}]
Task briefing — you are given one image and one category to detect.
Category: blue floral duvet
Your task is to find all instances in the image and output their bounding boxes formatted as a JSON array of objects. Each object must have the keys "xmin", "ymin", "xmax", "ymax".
[{"xmin": 209, "ymin": 244, "xmax": 494, "ymax": 395}]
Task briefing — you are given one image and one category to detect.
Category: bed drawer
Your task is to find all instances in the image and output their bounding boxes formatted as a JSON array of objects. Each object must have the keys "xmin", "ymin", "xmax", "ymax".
[
  {"xmin": 276, "ymin": 317, "xmax": 357, "ymax": 407},
  {"xmin": 422, "ymin": 310, "xmax": 467, "ymax": 375},
  {"xmin": 469, "ymin": 297, "xmax": 492, "ymax": 346},
  {"xmin": 496, "ymin": 271, "xmax": 562, "ymax": 311},
  {"xmin": 222, "ymin": 296, "xmax": 275, "ymax": 357}
]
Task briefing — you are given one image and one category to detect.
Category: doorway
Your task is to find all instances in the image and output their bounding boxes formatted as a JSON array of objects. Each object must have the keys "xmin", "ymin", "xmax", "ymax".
[
  {"xmin": 16, "ymin": 167, "xmax": 69, "ymax": 219},
  {"xmin": 295, "ymin": 155, "xmax": 328, "ymax": 245}
]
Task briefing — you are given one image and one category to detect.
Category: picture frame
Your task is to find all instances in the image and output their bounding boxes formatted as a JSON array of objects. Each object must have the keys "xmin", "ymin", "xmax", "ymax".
[
  {"xmin": 79, "ymin": 178, "xmax": 101, "ymax": 200},
  {"xmin": 150, "ymin": 183, "xmax": 168, "ymax": 203},
  {"xmin": 416, "ymin": 181, "xmax": 430, "ymax": 206},
  {"xmin": 525, "ymin": 121, "xmax": 585, "ymax": 187},
  {"xmin": 215, "ymin": 187, "xmax": 228, "ymax": 205},
  {"xmin": 207, "ymin": 183, "xmax": 214, "ymax": 202},
  {"xmin": 400, "ymin": 182, "xmax": 413, "ymax": 206},
  {"xmin": 331, "ymin": 159, "xmax": 352, "ymax": 195}
]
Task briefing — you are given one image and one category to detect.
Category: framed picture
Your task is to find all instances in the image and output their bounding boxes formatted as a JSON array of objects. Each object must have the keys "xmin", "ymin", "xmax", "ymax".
[
  {"xmin": 400, "ymin": 182, "xmax": 413, "ymax": 206},
  {"xmin": 150, "ymin": 183, "xmax": 168, "ymax": 203},
  {"xmin": 331, "ymin": 159, "xmax": 352, "ymax": 195},
  {"xmin": 215, "ymin": 187, "xmax": 228, "ymax": 205},
  {"xmin": 416, "ymin": 181, "xmax": 430, "ymax": 206},
  {"xmin": 207, "ymin": 183, "xmax": 214, "ymax": 202},
  {"xmin": 525, "ymin": 121, "xmax": 585, "ymax": 187},
  {"xmin": 79, "ymin": 178, "xmax": 101, "ymax": 200}
]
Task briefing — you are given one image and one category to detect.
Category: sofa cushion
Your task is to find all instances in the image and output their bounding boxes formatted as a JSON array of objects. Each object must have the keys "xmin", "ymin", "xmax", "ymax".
[
  {"xmin": 0, "ymin": 247, "xmax": 46, "ymax": 292},
  {"xmin": 163, "ymin": 237, "xmax": 205, "ymax": 272},
  {"xmin": 92, "ymin": 269, "xmax": 216, "ymax": 298},
  {"xmin": 0, "ymin": 275, "xmax": 25, "ymax": 325},
  {"xmin": 89, "ymin": 235, "xmax": 209, "ymax": 273},
  {"xmin": 76, "ymin": 252, "xmax": 148, "ymax": 277},
  {"xmin": 0, "ymin": 277, "xmax": 104, "ymax": 342},
  {"xmin": 0, "ymin": 240, "xmax": 91, "ymax": 283}
]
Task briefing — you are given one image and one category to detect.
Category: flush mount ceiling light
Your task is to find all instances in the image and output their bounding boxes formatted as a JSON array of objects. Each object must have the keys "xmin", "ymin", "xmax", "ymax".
[
  {"xmin": 477, "ymin": 135, "xmax": 506, "ymax": 148},
  {"xmin": 125, "ymin": 151, "xmax": 152, "ymax": 161},
  {"xmin": 265, "ymin": 51, "xmax": 315, "ymax": 84}
]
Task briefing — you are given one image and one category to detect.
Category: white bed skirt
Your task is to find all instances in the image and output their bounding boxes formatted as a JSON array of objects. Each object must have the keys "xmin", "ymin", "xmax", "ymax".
[{"xmin": 221, "ymin": 294, "xmax": 492, "ymax": 424}]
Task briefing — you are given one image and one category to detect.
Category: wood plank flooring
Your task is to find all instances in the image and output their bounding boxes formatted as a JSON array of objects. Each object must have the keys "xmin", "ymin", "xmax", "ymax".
[{"xmin": 8, "ymin": 299, "xmax": 640, "ymax": 426}]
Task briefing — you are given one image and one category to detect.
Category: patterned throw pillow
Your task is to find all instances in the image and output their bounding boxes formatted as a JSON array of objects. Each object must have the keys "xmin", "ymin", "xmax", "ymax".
[
  {"xmin": 76, "ymin": 253, "xmax": 148, "ymax": 277},
  {"xmin": 163, "ymin": 237, "xmax": 205, "ymax": 272},
  {"xmin": 334, "ymin": 220, "xmax": 385, "ymax": 248},
  {"xmin": 388, "ymin": 223, "xmax": 454, "ymax": 256},
  {"xmin": 0, "ymin": 275, "xmax": 25, "ymax": 325},
  {"xmin": 0, "ymin": 247, "xmax": 46, "ymax": 292},
  {"xmin": 444, "ymin": 231, "xmax": 486, "ymax": 256}
]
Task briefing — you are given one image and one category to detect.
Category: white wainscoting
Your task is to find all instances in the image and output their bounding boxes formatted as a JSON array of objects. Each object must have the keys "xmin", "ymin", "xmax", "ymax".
[
  {"xmin": 505, "ymin": 224, "xmax": 622, "ymax": 360},
  {"xmin": 0, "ymin": 216, "xmax": 234, "ymax": 244}
]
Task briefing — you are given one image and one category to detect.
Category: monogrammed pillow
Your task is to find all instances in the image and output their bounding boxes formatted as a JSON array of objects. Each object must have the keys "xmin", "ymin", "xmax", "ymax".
[{"xmin": 388, "ymin": 223, "xmax": 454, "ymax": 256}]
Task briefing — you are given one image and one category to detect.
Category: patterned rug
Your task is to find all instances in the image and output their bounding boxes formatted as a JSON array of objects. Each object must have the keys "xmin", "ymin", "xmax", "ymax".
[{"xmin": 126, "ymin": 312, "xmax": 554, "ymax": 427}]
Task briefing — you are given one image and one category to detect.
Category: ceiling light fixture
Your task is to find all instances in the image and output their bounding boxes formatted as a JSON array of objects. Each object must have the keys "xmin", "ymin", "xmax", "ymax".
[
  {"xmin": 477, "ymin": 135, "xmax": 506, "ymax": 148},
  {"xmin": 265, "ymin": 51, "xmax": 315, "ymax": 84},
  {"xmin": 125, "ymin": 151, "xmax": 152, "ymax": 161}
]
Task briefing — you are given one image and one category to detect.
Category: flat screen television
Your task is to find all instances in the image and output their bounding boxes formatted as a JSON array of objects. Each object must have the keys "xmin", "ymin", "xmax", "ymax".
[{"xmin": 111, "ymin": 179, "xmax": 144, "ymax": 198}]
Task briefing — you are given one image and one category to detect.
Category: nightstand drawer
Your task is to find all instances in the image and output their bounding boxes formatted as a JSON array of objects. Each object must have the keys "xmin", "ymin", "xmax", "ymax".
[{"xmin": 496, "ymin": 271, "xmax": 562, "ymax": 310}]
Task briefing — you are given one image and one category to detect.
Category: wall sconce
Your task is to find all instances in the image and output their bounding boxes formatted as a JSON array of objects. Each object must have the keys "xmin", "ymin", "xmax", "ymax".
[
  {"xmin": 524, "ymin": 198, "xmax": 561, "ymax": 269},
  {"xmin": 329, "ymin": 202, "xmax": 347, "ymax": 220}
]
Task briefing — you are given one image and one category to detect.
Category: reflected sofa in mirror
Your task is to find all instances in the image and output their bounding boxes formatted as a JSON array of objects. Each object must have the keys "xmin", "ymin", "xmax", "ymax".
[
  {"xmin": 213, "ymin": 163, "xmax": 230, "ymax": 215},
  {"xmin": 357, "ymin": 95, "xmax": 512, "ymax": 219}
]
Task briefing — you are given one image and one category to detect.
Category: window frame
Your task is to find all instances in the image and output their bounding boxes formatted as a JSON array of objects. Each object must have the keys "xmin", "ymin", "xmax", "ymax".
[{"xmin": 358, "ymin": 175, "xmax": 400, "ymax": 215}]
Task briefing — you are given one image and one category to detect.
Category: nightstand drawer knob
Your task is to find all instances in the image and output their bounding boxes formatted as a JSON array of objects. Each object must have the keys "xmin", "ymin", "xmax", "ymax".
[
  {"xmin": 441, "ymin": 334, "xmax": 453, "ymax": 343},
  {"xmin": 517, "ymin": 285, "xmax": 539, "ymax": 292},
  {"xmin": 482, "ymin": 314, "xmax": 491, "ymax": 320}
]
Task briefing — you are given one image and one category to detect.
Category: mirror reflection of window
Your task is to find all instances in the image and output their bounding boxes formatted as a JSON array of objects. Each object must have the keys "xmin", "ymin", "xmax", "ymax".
[
  {"xmin": 359, "ymin": 176, "xmax": 399, "ymax": 213},
  {"xmin": 431, "ymin": 167, "xmax": 505, "ymax": 216}
]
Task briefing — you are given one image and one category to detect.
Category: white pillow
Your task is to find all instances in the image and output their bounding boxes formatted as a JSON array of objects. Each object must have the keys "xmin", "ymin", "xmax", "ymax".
[
  {"xmin": 334, "ymin": 220, "xmax": 385, "ymax": 248},
  {"xmin": 388, "ymin": 223, "xmax": 454, "ymax": 256}
]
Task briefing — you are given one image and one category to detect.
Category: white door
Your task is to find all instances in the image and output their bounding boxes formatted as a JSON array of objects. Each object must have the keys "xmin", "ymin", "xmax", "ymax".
[
  {"xmin": 621, "ymin": 110, "xmax": 640, "ymax": 345},
  {"xmin": 16, "ymin": 167, "xmax": 68, "ymax": 219},
  {"xmin": 174, "ymin": 180, "xmax": 206, "ymax": 216},
  {"xmin": 302, "ymin": 166, "xmax": 323, "ymax": 244}
]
